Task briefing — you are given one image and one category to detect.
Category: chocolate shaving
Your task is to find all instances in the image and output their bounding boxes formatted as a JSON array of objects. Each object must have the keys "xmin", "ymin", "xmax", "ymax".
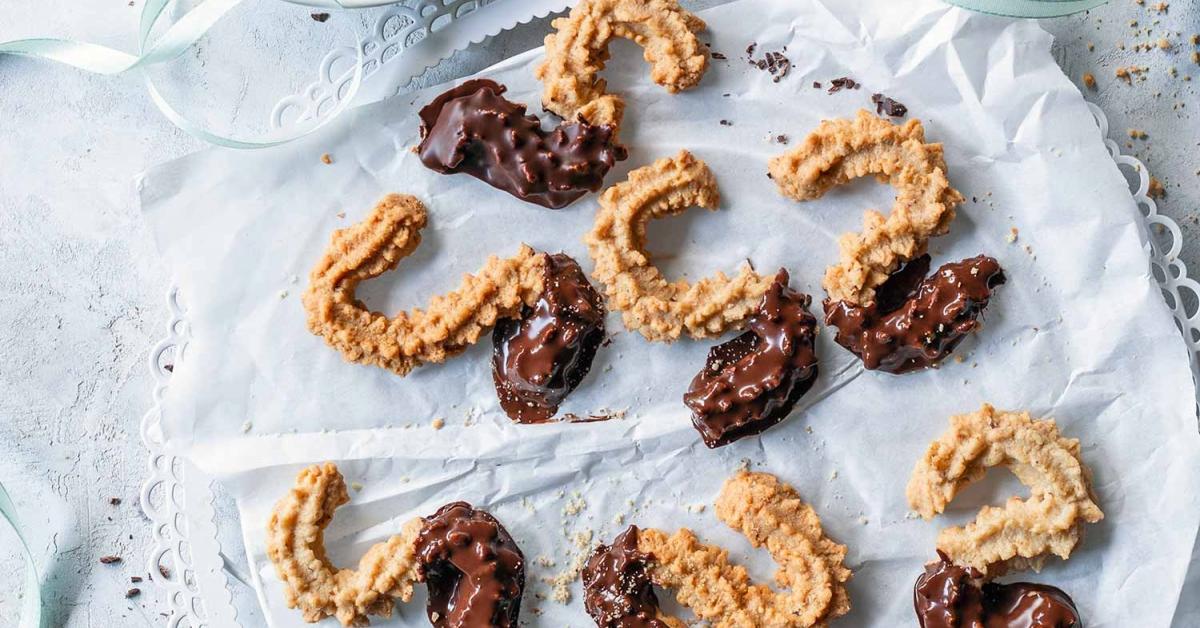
[
  {"xmin": 417, "ymin": 79, "xmax": 627, "ymax": 209},
  {"xmin": 310, "ymin": 12, "xmax": 330, "ymax": 22},
  {"xmin": 748, "ymin": 48, "xmax": 791, "ymax": 82},
  {"xmin": 415, "ymin": 502, "xmax": 525, "ymax": 628},
  {"xmin": 872, "ymin": 92, "xmax": 908, "ymax": 117},
  {"xmin": 492, "ymin": 253, "xmax": 606, "ymax": 423},
  {"xmin": 711, "ymin": 52, "xmax": 727, "ymax": 60},
  {"xmin": 125, "ymin": 588, "xmax": 141, "ymax": 599},
  {"xmin": 100, "ymin": 555, "xmax": 122, "ymax": 565},
  {"xmin": 824, "ymin": 255, "xmax": 1005, "ymax": 374},
  {"xmin": 827, "ymin": 77, "xmax": 860, "ymax": 93},
  {"xmin": 684, "ymin": 270, "xmax": 819, "ymax": 447}
]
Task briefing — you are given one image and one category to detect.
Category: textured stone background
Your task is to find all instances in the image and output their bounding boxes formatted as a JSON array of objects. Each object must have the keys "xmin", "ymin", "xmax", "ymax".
[{"xmin": 0, "ymin": 0, "xmax": 1196, "ymax": 625}]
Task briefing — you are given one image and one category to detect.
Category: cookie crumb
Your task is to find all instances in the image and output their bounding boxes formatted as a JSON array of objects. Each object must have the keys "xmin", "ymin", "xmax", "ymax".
[
  {"xmin": 1148, "ymin": 177, "xmax": 1166, "ymax": 198},
  {"xmin": 350, "ymin": 482, "xmax": 364, "ymax": 492},
  {"xmin": 1006, "ymin": 227, "xmax": 1019, "ymax": 244},
  {"xmin": 321, "ymin": 153, "xmax": 333, "ymax": 165},
  {"xmin": 241, "ymin": 421, "xmax": 252, "ymax": 433},
  {"xmin": 1082, "ymin": 72, "xmax": 1097, "ymax": 89},
  {"xmin": 431, "ymin": 417, "xmax": 445, "ymax": 430}
]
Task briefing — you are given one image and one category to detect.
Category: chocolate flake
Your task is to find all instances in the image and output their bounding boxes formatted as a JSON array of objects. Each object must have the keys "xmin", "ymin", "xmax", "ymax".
[
  {"xmin": 711, "ymin": 52, "xmax": 727, "ymax": 60},
  {"xmin": 827, "ymin": 77, "xmax": 860, "ymax": 93},
  {"xmin": 915, "ymin": 553, "xmax": 1081, "ymax": 628},
  {"xmin": 684, "ymin": 270, "xmax": 819, "ymax": 448},
  {"xmin": 748, "ymin": 48, "xmax": 791, "ymax": 82},
  {"xmin": 871, "ymin": 92, "xmax": 908, "ymax": 117},
  {"xmin": 109, "ymin": 497, "xmax": 122, "ymax": 505},
  {"xmin": 310, "ymin": 12, "xmax": 330, "ymax": 22},
  {"xmin": 813, "ymin": 81, "xmax": 822, "ymax": 89},
  {"xmin": 492, "ymin": 253, "xmax": 606, "ymax": 423},
  {"xmin": 824, "ymin": 255, "xmax": 1005, "ymax": 374},
  {"xmin": 131, "ymin": 576, "xmax": 143, "ymax": 583},
  {"xmin": 720, "ymin": 119, "xmax": 733, "ymax": 126},
  {"xmin": 100, "ymin": 555, "xmax": 122, "ymax": 565},
  {"xmin": 582, "ymin": 526, "xmax": 669, "ymax": 628},
  {"xmin": 125, "ymin": 588, "xmax": 141, "ymax": 599},
  {"xmin": 417, "ymin": 79, "xmax": 627, "ymax": 209},
  {"xmin": 415, "ymin": 502, "xmax": 525, "ymax": 628}
]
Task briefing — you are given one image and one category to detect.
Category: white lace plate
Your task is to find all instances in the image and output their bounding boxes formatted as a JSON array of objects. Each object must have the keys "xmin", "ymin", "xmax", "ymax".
[{"xmin": 137, "ymin": 5, "xmax": 1200, "ymax": 627}]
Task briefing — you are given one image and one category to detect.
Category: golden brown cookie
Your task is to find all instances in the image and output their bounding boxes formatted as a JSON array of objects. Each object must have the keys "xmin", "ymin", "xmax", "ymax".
[
  {"xmin": 266, "ymin": 463, "xmax": 423, "ymax": 626},
  {"xmin": 906, "ymin": 404, "xmax": 1104, "ymax": 577},
  {"xmin": 634, "ymin": 471, "xmax": 851, "ymax": 627},
  {"xmin": 768, "ymin": 110, "xmax": 963, "ymax": 306},
  {"xmin": 302, "ymin": 194, "xmax": 546, "ymax": 376},
  {"xmin": 584, "ymin": 151, "xmax": 776, "ymax": 341},
  {"xmin": 534, "ymin": 0, "xmax": 709, "ymax": 134}
]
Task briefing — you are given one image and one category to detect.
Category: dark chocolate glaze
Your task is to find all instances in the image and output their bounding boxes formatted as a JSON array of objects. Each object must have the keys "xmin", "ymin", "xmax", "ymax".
[
  {"xmin": 582, "ymin": 526, "xmax": 669, "ymax": 628},
  {"xmin": 683, "ymin": 270, "xmax": 819, "ymax": 448},
  {"xmin": 417, "ymin": 79, "xmax": 627, "ymax": 209},
  {"xmin": 824, "ymin": 255, "xmax": 1005, "ymax": 374},
  {"xmin": 492, "ymin": 253, "xmax": 606, "ymax": 423},
  {"xmin": 414, "ymin": 502, "xmax": 525, "ymax": 628},
  {"xmin": 914, "ymin": 553, "xmax": 1081, "ymax": 628}
]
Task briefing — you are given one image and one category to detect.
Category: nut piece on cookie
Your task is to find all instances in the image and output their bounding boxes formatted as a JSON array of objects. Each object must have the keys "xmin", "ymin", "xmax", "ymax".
[
  {"xmin": 906, "ymin": 404, "xmax": 1103, "ymax": 577},
  {"xmin": 535, "ymin": 0, "xmax": 709, "ymax": 132},
  {"xmin": 584, "ymin": 471, "xmax": 851, "ymax": 627},
  {"xmin": 585, "ymin": 151, "xmax": 776, "ymax": 341}
]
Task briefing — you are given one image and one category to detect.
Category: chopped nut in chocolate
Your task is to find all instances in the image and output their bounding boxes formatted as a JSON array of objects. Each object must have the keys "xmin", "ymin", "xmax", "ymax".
[
  {"xmin": 824, "ymin": 255, "xmax": 1005, "ymax": 374},
  {"xmin": 684, "ymin": 270, "xmax": 819, "ymax": 447},
  {"xmin": 492, "ymin": 253, "xmax": 606, "ymax": 423},
  {"xmin": 417, "ymin": 79, "xmax": 627, "ymax": 209},
  {"xmin": 914, "ymin": 553, "xmax": 1081, "ymax": 628},
  {"xmin": 582, "ymin": 526, "xmax": 669, "ymax": 627},
  {"xmin": 415, "ymin": 501, "xmax": 526, "ymax": 628}
]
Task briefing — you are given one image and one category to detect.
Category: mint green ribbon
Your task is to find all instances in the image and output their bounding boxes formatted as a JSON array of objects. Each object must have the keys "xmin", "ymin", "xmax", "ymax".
[
  {"xmin": 1, "ymin": 0, "xmax": 363, "ymax": 148},
  {"xmin": 946, "ymin": 0, "xmax": 1109, "ymax": 17},
  {"xmin": 0, "ymin": 481, "xmax": 41, "ymax": 628}
]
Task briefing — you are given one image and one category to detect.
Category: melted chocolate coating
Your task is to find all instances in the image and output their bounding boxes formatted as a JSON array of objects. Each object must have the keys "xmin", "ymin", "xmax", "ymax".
[
  {"xmin": 492, "ymin": 253, "xmax": 606, "ymax": 423},
  {"xmin": 582, "ymin": 526, "xmax": 669, "ymax": 628},
  {"xmin": 683, "ymin": 270, "xmax": 819, "ymax": 448},
  {"xmin": 914, "ymin": 554, "xmax": 1081, "ymax": 628},
  {"xmin": 824, "ymin": 255, "xmax": 1005, "ymax": 374},
  {"xmin": 417, "ymin": 79, "xmax": 627, "ymax": 209},
  {"xmin": 415, "ymin": 502, "xmax": 525, "ymax": 628}
]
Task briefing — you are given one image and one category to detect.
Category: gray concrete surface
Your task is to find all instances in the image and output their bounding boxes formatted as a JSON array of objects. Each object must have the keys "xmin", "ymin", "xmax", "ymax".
[{"xmin": 0, "ymin": 0, "xmax": 1196, "ymax": 625}]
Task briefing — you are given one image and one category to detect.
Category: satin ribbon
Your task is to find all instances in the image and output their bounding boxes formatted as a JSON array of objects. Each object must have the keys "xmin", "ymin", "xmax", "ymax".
[
  {"xmin": 946, "ymin": 0, "xmax": 1109, "ymax": 17},
  {"xmin": 0, "ymin": 481, "xmax": 41, "ymax": 628},
  {"xmin": 0, "ymin": 0, "xmax": 364, "ymax": 148}
]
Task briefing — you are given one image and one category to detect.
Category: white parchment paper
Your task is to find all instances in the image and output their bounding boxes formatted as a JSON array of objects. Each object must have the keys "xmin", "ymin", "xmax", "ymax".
[{"xmin": 139, "ymin": 0, "xmax": 1200, "ymax": 625}]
